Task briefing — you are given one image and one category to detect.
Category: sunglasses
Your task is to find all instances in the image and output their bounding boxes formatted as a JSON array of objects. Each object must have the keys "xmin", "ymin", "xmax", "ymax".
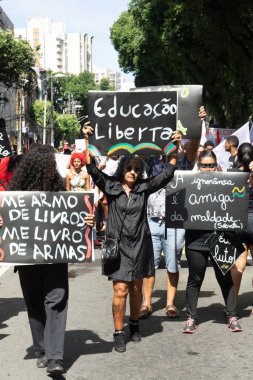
[
  {"xmin": 125, "ymin": 165, "xmax": 141, "ymax": 173},
  {"xmin": 198, "ymin": 163, "xmax": 217, "ymax": 168}
]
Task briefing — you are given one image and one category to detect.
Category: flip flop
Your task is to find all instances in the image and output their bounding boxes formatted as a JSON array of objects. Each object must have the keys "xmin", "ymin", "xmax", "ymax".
[
  {"xmin": 165, "ymin": 305, "xmax": 179, "ymax": 318},
  {"xmin": 139, "ymin": 305, "xmax": 152, "ymax": 319}
]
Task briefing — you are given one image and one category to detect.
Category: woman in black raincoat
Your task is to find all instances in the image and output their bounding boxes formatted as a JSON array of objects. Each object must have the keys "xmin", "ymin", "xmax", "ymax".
[{"xmin": 83, "ymin": 125, "xmax": 182, "ymax": 353}]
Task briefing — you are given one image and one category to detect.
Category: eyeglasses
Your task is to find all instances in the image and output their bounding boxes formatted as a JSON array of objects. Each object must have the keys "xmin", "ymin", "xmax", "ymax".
[
  {"xmin": 125, "ymin": 165, "xmax": 141, "ymax": 173},
  {"xmin": 198, "ymin": 163, "xmax": 217, "ymax": 168}
]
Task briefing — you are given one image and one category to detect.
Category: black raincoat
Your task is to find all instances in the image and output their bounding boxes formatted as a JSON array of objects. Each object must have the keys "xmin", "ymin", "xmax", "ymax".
[{"xmin": 87, "ymin": 163, "xmax": 176, "ymax": 281}]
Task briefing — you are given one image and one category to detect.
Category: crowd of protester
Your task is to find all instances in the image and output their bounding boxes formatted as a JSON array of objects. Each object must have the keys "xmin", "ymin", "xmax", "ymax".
[{"xmin": 1, "ymin": 109, "xmax": 253, "ymax": 374}]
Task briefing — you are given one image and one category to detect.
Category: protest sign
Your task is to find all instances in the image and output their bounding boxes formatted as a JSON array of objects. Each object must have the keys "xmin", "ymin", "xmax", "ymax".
[
  {"xmin": 55, "ymin": 153, "xmax": 70, "ymax": 179},
  {"xmin": 132, "ymin": 85, "xmax": 203, "ymax": 140},
  {"xmin": 0, "ymin": 191, "xmax": 94, "ymax": 264},
  {"xmin": 0, "ymin": 118, "xmax": 12, "ymax": 158},
  {"xmin": 75, "ymin": 138, "xmax": 86, "ymax": 152},
  {"xmin": 166, "ymin": 171, "xmax": 249, "ymax": 230},
  {"xmin": 88, "ymin": 90, "xmax": 178, "ymax": 155},
  {"xmin": 205, "ymin": 231, "xmax": 245, "ymax": 275},
  {"xmin": 88, "ymin": 90, "xmax": 179, "ymax": 155}
]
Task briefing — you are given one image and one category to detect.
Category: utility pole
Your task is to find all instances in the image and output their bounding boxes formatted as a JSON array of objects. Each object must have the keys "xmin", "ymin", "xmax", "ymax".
[
  {"xmin": 17, "ymin": 92, "xmax": 22, "ymax": 154},
  {"xmin": 50, "ymin": 76, "xmax": 54, "ymax": 147},
  {"xmin": 43, "ymin": 91, "xmax": 47, "ymax": 144}
]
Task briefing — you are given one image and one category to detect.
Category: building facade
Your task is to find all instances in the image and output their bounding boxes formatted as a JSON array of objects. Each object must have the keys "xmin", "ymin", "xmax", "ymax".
[
  {"xmin": 15, "ymin": 17, "xmax": 93, "ymax": 75},
  {"xmin": 0, "ymin": 7, "xmax": 16, "ymax": 140},
  {"xmin": 93, "ymin": 67, "xmax": 121, "ymax": 90}
]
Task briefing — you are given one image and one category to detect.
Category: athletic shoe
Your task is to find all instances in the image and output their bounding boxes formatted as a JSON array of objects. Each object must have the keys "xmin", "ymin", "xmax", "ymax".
[
  {"xmin": 228, "ymin": 316, "xmax": 242, "ymax": 332},
  {"xmin": 182, "ymin": 316, "xmax": 197, "ymax": 334},
  {"xmin": 113, "ymin": 331, "xmax": 126, "ymax": 352}
]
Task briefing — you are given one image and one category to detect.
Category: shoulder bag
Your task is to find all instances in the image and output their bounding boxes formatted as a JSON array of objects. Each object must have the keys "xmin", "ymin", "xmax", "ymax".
[{"xmin": 101, "ymin": 194, "xmax": 132, "ymax": 264}]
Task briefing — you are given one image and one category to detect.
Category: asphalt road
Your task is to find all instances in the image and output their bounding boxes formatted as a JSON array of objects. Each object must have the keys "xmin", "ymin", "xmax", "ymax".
[{"xmin": 0, "ymin": 252, "xmax": 253, "ymax": 380}]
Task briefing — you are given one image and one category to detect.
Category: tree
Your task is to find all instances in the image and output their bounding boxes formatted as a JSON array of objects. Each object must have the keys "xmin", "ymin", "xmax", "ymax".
[
  {"xmin": 0, "ymin": 31, "xmax": 35, "ymax": 89},
  {"xmin": 110, "ymin": 0, "xmax": 253, "ymax": 127},
  {"xmin": 30, "ymin": 99, "xmax": 81, "ymax": 146},
  {"xmin": 54, "ymin": 114, "xmax": 80, "ymax": 146},
  {"xmin": 52, "ymin": 71, "xmax": 97, "ymax": 115},
  {"xmin": 30, "ymin": 99, "xmax": 55, "ymax": 128},
  {"xmin": 99, "ymin": 77, "xmax": 115, "ymax": 91}
]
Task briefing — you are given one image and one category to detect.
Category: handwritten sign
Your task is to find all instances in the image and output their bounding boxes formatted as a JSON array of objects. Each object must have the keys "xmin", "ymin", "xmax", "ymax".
[
  {"xmin": 132, "ymin": 85, "xmax": 203, "ymax": 140},
  {"xmin": 0, "ymin": 118, "xmax": 12, "ymax": 158},
  {"xmin": 206, "ymin": 231, "xmax": 245, "ymax": 275},
  {"xmin": 0, "ymin": 192, "xmax": 94, "ymax": 264},
  {"xmin": 88, "ymin": 91, "xmax": 178, "ymax": 155},
  {"xmin": 165, "ymin": 171, "xmax": 249, "ymax": 230}
]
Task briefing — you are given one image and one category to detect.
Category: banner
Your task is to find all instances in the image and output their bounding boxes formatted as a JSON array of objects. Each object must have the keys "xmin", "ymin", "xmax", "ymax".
[
  {"xmin": 165, "ymin": 171, "xmax": 249, "ymax": 230},
  {"xmin": 0, "ymin": 191, "xmax": 94, "ymax": 264},
  {"xmin": 0, "ymin": 118, "xmax": 12, "ymax": 158},
  {"xmin": 213, "ymin": 122, "xmax": 250, "ymax": 171}
]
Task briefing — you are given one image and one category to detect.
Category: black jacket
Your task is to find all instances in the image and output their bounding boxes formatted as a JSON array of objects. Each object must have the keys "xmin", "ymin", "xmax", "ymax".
[{"xmin": 87, "ymin": 162, "xmax": 176, "ymax": 281}]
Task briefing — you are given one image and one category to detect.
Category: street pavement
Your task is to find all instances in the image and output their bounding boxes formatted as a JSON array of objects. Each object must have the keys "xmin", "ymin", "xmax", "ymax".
[{"xmin": 0, "ymin": 251, "xmax": 253, "ymax": 380}]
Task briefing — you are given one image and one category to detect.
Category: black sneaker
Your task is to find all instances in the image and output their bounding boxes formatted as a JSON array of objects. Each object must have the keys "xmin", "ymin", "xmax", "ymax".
[
  {"xmin": 113, "ymin": 331, "xmax": 126, "ymax": 353},
  {"xmin": 36, "ymin": 355, "xmax": 48, "ymax": 368},
  {"xmin": 182, "ymin": 316, "xmax": 197, "ymax": 334},
  {"xmin": 46, "ymin": 359, "xmax": 65, "ymax": 374},
  {"xmin": 228, "ymin": 316, "xmax": 242, "ymax": 332},
  {"xmin": 129, "ymin": 320, "xmax": 141, "ymax": 342}
]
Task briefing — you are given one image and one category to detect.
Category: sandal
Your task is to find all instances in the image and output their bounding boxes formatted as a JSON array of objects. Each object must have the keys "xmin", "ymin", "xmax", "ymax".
[
  {"xmin": 139, "ymin": 305, "xmax": 152, "ymax": 319},
  {"xmin": 165, "ymin": 305, "xmax": 179, "ymax": 318}
]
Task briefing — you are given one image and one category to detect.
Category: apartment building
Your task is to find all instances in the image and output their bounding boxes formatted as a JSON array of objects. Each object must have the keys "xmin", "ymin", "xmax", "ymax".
[
  {"xmin": 93, "ymin": 67, "xmax": 121, "ymax": 90},
  {"xmin": 15, "ymin": 17, "xmax": 93, "ymax": 74},
  {"xmin": 0, "ymin": 7, "xmax": 16, "ymax": 137}
]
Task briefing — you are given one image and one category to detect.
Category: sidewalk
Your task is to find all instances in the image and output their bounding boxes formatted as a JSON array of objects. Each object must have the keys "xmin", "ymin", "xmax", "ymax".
[{"xmin": 0, "ymin": 252, "xmax": 253, "ymax": 380}]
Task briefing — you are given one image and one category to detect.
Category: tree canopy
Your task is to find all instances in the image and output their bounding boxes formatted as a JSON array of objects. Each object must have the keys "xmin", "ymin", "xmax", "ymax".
[
  {"xmin": 52, "ymin": 71, "xmax": 97, "ymax": 115},
  {"xmin": 110, "ymin": 0, "xmax": 253, "ymax": 127},
  {"xmin": 0, "ymin": 31, "xmax": 35, "ymax": 89}
]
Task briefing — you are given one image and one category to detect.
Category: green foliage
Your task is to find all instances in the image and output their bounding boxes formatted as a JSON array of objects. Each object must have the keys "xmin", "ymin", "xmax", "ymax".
[
  {"xmin": 54, "ymin": 113, "xmax": 80, "ymax": 143},
  {"xmin": 30, "ymin": 99, "xmax": 80, "ymax": 145},
  {"xmin": 30, "ymin": 99, "xmax": 53, "ymax": 128},
  {"xmin": 52, "ymin": 71, "xmax": 97, "ymax": 115},
  {"xmin": 110, "ymin": 0, "xmax": 253, "ymax": 127},
  {"xmin": 99, "ymin": 77, "xmax": 115, "ymax": 91},
  {"xmin": 0, "ymin": 31, "xmax": 35, "ymax": 88}
]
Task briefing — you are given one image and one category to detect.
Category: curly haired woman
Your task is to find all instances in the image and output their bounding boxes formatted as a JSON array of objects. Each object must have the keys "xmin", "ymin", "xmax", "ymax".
[
  {"xmin": 66, "ymin": 152, "xmax": 90, "ymax": 191},
  {"xmin": 8, "ymin": 144, "xmax": 95, "ymax": 375}
]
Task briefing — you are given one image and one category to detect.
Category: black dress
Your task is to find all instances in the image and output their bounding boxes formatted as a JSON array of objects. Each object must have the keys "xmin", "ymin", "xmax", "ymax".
[{"xmin": 87, "ymin": 162, "xmax": 175, "ymax": 281}]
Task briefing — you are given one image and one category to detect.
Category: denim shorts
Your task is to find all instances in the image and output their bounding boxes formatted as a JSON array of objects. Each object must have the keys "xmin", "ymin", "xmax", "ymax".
[{"xmin": 148, "ymin": 219, "xmax": 185, "ymax": 273}]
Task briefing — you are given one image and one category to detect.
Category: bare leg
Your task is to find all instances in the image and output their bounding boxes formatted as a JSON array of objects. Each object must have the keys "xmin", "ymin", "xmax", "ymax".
[
  {"xmin": 231, "ymin": 249, "xmax": 248, "ymax": 296},
  {"xmin": 129, "ymin": 279, "xmax": 143, "ymax": 320},
  {"xmin": 141, "ymin": 275, "xmax": 155, "ymax": 311},
  {"xmin": 166, "ymin": 271, "xmax": 179, "ymax": 306},
  {"xmin": 112, "ymin": 281, "xmax": 129, "ymax": 330}
]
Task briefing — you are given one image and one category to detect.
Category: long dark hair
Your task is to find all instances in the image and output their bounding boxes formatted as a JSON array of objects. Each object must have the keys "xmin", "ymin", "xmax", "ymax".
[
  {"xmin": 114, "ymin": 155, "xmax": 145, "ymax": 183},
  {"xmin": 198, "ymin": 149, "xmax": 217, "ymax": 163},
  {"xmin": 8, "ymin": 145, "xmax": 65, "ymax": 191},
  {"xmin": 237, "ymin": 143, "xmax": 253, "ymax": 171}
]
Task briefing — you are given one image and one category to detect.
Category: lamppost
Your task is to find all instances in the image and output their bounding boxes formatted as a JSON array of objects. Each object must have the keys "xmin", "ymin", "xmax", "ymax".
[{"xmin": 40, "ymin": 73, "xmax": 65, "ymax": 146}]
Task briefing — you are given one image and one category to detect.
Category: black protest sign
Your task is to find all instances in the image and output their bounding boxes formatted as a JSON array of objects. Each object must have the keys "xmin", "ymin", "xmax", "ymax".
[
  {"xmin": 88, "ymin": 91, "xmax": 178, "ymax": 155},
  {"xmin": 132, "ymin": 85, "xmax": 203, "ymax": 139},
  {"xmin": 165, "ymin": 171, "xmax": 249, "ymax": 230},
  {"xmin": 205, "ymin": 231, "xmax": 245, "ymax": 275},
  {"xmin": 0, "ymin": 118, "xmax": 12, "ymax": 157},
  {"xmin": 0, "ymin": 192, "xmax": 94, "ymax": 264}
]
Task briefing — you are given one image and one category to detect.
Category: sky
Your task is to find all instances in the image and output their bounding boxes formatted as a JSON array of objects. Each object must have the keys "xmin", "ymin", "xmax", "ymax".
[{"xmin": 1, "ymin": 0, "xmax": 134, "ymax": 82}]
